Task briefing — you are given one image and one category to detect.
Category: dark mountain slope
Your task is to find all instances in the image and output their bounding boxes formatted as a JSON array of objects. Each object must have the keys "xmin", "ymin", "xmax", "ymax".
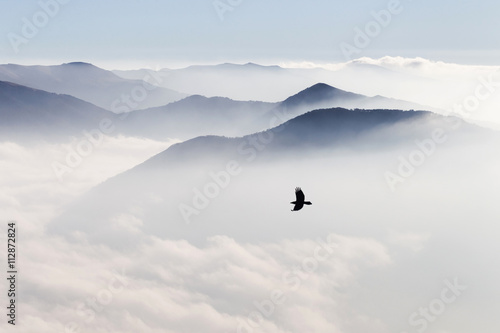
[
  {"xmin": 48, "ymin": 107, "xmax": 479, "ymax": 245},
  {"xmin": 118, "ymin": 83, "xmax": 432, "ymax": 141},
  {"xmin": 0, "ymin": 80, "xmax": 118, "ymax": 141},
  {"xmin": 0, "ymin": 62, "xmax": 186, "ymax": 110},
  {"xmin": 265, "ymin": 83, "xmax": 437, "ymax": 124}
]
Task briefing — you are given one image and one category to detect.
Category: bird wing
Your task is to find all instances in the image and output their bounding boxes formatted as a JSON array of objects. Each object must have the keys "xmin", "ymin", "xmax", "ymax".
[
  {"xmin": 295, "ymin": 187, "xmax": 305, "ymax": 202},
  {"xmin": 292, "ymin": 202, "xmax": 304, "ymax": 211}
]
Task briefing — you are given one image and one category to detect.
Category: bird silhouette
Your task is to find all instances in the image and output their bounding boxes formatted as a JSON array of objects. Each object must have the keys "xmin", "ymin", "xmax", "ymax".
[{"xmin": 291, "ymin": 187, "xmax": 312, "ymax": 211}]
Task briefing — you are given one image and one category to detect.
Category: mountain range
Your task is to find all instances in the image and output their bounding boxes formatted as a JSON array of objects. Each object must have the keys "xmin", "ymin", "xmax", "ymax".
[
  {"xmin": 113, "ymin": 61, "xmax": 439, "ymax": 107},
  {"xmin": 49, "ymin": 106, "xmax": 484, "ymax": 246},
  {"xmin": 0, "ymin": 62, "xmax": 185, "ymax": 111},
  {"xmin": 1, "ymin": 60, "xmax": 496, "ymax": 251},
  {"xmin": 0, "ymin": 64, "xmax": 437, "ymax": 142},
  {"xmin": 0, "ymin": 80, "xmax": 117, "ymax": 141}
]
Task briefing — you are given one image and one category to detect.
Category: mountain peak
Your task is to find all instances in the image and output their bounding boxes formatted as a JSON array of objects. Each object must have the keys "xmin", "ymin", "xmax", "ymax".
[
  {"xmin": 281, "ymin": 83, "xmax": 362, "ymax": 108},
  {"xmin": 304, "ymin": 82, "xmax": 335, "ymax": 92},
  {"xmin": 63, "ymin": 61, "xmax": 94, "ymax": 66}
]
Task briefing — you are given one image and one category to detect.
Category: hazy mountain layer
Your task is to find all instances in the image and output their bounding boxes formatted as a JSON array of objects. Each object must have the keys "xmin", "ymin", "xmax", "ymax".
[
  {"xmin": 49, "ymin": 107, "xmax": 485, "ymax": 246},
  {"xmin": 0, "ymin": 62, "xmax": 186, "ymax": 111},
  {"xmin": 119, "ymin": 83, "xmax": 434, "ymax": 141},
  {"xmin": 120, "ymin": 95, "xmax": 277, "ymax": 140},
  {"xmin": 0, "ymin": 80, "xmax": 118, "ymax": 141}
]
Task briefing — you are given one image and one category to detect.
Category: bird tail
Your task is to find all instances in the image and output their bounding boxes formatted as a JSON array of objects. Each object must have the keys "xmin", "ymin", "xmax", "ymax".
[{"xmin": 304, "ymin": 201, "xmax": 312, "ymax": 205}]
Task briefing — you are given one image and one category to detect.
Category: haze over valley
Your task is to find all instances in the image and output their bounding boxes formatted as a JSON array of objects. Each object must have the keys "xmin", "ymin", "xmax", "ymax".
[{"xmin": 1, "ymin": 52, "xmax": 500, "ymax": 333}]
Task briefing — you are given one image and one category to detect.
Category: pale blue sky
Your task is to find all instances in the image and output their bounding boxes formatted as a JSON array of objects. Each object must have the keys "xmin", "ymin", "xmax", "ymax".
[{"xmin": 0, "ymin": 0, "xmax": 499, "ymax": 68}]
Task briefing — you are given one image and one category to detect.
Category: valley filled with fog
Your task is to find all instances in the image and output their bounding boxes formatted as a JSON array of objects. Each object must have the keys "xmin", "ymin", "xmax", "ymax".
[{"xmin": 1, "ymin": 57, "xmax": 500, "ymax": 333}]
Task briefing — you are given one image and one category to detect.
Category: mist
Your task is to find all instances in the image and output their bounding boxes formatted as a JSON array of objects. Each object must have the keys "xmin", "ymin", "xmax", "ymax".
[
  {"xmin": 5, "ymin": 133, "xmax": 498, "ymax": 333},
  {"xmin": 113, "ymin": 57, "xmax": 500, "ymax": 126},
  {"xmin": 34, "ymin": 112, "xmax": 499, "ymax": 332},
  {"xmin": 2, "ymin": 57, "xmax": 500, "ymax": 333}
]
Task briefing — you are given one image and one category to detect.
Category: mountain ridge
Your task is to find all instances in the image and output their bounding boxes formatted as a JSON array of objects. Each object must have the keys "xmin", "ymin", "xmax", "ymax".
[
  {"xmin": 0, "ymin": 62, "xmax": 186, "ymax": 111},
  {"xmin": 0, "ymin": 80, "xmax": 118, "ymax": 141},
  {"xmin": 48, "ymin": 106, "xmax": 482, "ymax": 244}
]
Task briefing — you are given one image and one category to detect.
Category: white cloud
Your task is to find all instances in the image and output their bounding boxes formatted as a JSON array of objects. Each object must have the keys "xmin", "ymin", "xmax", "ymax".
[
  {"xmin": 1, "ymin": 137, "xmax": 390, "ymax": 332},
  {"xmin": 5, "ymin": 230, "xmax": 390, "ymax": 333},
  {"xmin": 2, "ymin": 57, "xmax": 500, "ymax": 332},
  {"xmin": 0, "ymin": 137, "xmax": 177, "ymax": 233},
  {"xmin": 349, "ymin": 56, "xmax": 499, "ymax": 78}
]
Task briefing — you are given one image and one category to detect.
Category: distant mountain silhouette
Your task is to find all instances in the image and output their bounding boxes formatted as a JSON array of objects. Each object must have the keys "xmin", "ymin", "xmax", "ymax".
[
  {"xmin": 0, "ymin": 80, "xmax": 118, "ymax": 141},
  {"xmin": 0, "ymin": 81, "xmax": 273, "ymax": 142},
  {"xmin": 0, "ymin": 78, "xmax": 449, "ymax": 144},
  {"xmin": 0, "ymin": 80, "xmax": 277, "ymax": 142},
  {"xmin": 281, "ymin": 83, "xmax": 364, "ymax": 108},
  {"xmin": 267, "ymin": 83, "xmax": 436, "ymax": 123},
  {"xmin": 113, "ymin": 62, "xmax": 444, "ymax": 107},
  {"xmin": 120, "ymin": 95, "xmax": 276, "ymax": 140},
  {"xmin": 113, "ymin": 62, "xmax": 304, "ymax": 102},
  {"xmin": 49, "ymin": 107, "xmax": 479, "ymax": 244},
  {"xmin": 118, "ymin": 83, "xmax": 435, "ymax": 141},
  {"xmin": 0, "ymin": 63, "xmax": 186, "ymax": 110},
  {"xmin": 136, "ymin": 107, "xmax": 466, "ymax": 165}
]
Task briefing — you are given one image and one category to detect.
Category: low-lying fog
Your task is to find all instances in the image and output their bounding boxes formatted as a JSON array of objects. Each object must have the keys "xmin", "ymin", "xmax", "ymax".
[
  {"xmin": 2, "ymin": 56, "xmax": 500, "ymax": 333},
  {"xmin": 2, "ymin": 124, "xmax": 499, "ymax": 332}
]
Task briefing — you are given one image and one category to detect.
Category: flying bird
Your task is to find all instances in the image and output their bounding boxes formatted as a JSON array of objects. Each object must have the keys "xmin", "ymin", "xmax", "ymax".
[{"xmin": 291, "ymin": 187, "xmax": 312, "ymax": 211}]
